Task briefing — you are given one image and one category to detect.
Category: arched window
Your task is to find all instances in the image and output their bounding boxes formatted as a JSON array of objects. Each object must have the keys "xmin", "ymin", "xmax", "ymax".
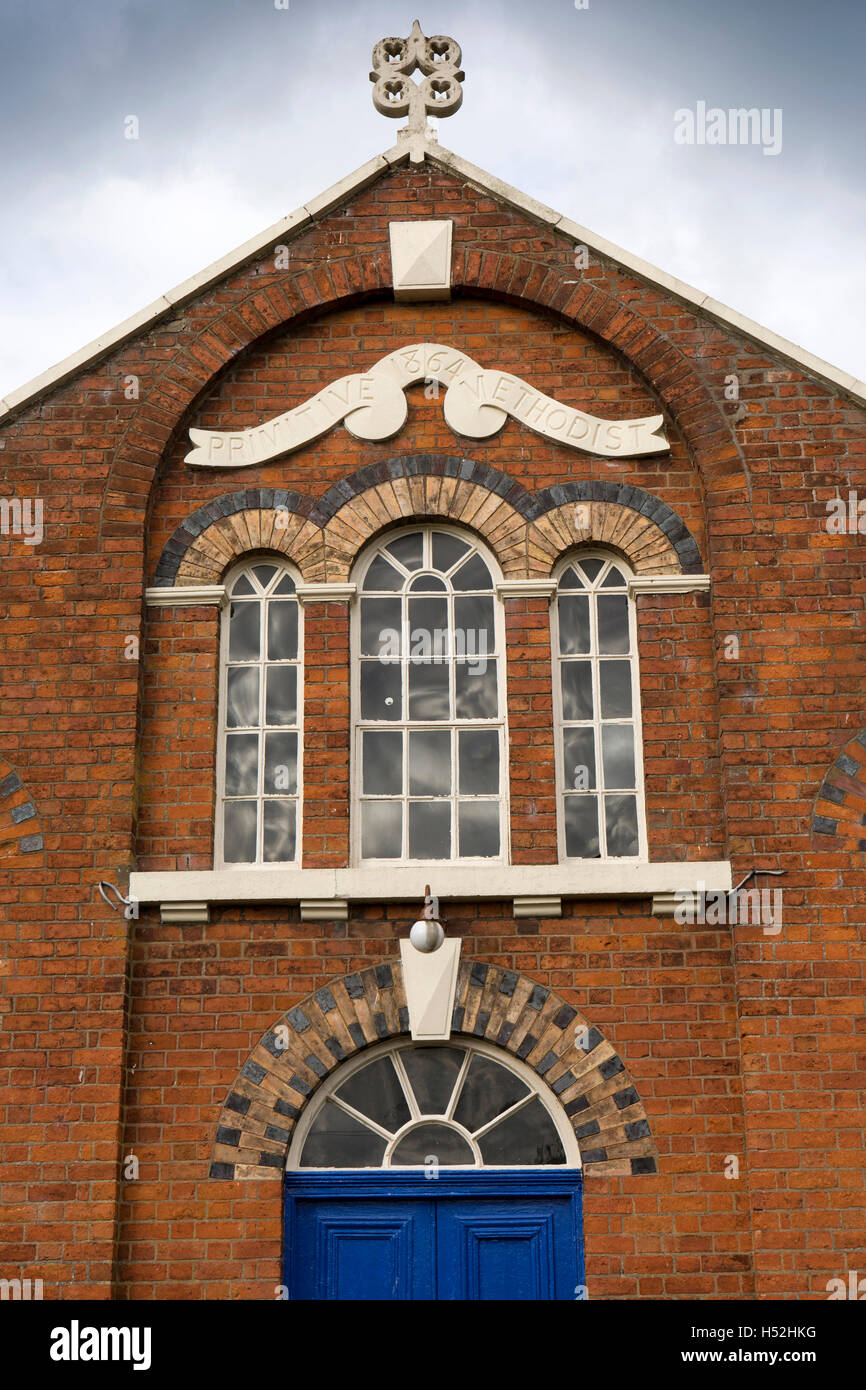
[
  {"xmin": 289, "ymin": 1039, "xmax": 579, "ymax": 1169},
  {"xmin": 552, "ymin": 552, "xmax": 646, "ymax": 860},
  {"xmin": 216, "ymin": 560, "xmax": 302, "ymax": 866},
  {"xmin": 353, "ymin": 527, "xmax": 507, "ymax": 863}
]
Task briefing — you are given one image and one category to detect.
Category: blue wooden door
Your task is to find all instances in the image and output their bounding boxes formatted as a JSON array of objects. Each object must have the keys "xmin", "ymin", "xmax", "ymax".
[
  {"xmin": 285, "ymin": 1171, "xmax": 583, "ymax": 1301},
  {"xmin": 291, "ymin": 1197, "xmax": 435, "ymax": 1300}
]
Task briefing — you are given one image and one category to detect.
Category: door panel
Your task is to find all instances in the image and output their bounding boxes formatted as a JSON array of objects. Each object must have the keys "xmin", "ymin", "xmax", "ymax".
[
  {"xmin": 292, "ymin": 1199, "xmax": 435, "ymax": 1300},
  {"xmin": 437, "ymin": 1200, "xmax": 573, "ymax": 1300},
  {"xmin": 285, "ymin": 1172, "xmax": 583, "ymax": 1301}
]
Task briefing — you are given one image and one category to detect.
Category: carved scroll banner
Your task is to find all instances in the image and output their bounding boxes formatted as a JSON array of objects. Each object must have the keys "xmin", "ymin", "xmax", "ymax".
[{"xmin": 184, "ymin": 343, "xmax": 669, "ymax": 468}]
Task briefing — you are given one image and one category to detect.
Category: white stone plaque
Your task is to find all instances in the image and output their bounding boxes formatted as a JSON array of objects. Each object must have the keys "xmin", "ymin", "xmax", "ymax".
[{"xmin": 185, "ymin": 342, "xmax": 669, "ymax": 467}]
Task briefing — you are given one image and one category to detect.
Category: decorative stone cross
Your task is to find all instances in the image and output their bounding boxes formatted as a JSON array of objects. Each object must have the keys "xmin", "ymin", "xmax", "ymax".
[{"xmin": 370, "ymin": 19, "xmax": 464, "ymax": 160}]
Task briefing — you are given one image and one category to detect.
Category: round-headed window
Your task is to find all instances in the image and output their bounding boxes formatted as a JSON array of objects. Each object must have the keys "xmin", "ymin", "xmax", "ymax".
[
  {"xmin": 353, "ymin": 526, "xmax": 506, "ymax": 863},
  {"xmin": 290, "ymin": 1039, "xmax": 579, "ymax": 1170}
]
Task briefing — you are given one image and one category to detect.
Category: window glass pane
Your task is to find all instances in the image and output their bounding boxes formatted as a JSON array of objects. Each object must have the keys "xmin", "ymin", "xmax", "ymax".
[
  {"xmin": 252, "ymin": 564, "xmax": 278, "ymax": 589},
  {"xmin": 601, "ymin": 725, "xmax": 635, "ymax": 788},
  {"xmin": 451, "ymin": 553, "xmax": 493, "ymax": 591},
  {"xmin": 336, "ymin": 1056, "xmax": 411, "ymax": 1133},
  {"xmin": 432, "ymin": 532, "xmax": 470, "ymax": 572},
  {"xmin": 229, "ymin": 601, "xmax": 259, "ymax": 662},
  {"xmin": 385, "ymin": 532, "xmax": 424, "ymax": 571},
  {"xmin": 599, "ymin": 661, "xmax": 632, "ymax": 719},
  {"xmin": 597, "ymin": 594, "xmax": 630, "ymax": 654},
  {"xmin": 265, "ymin": 666, "xmax": 297, "ymax": 726},
  {"xmin": 231, "ymin": 573, "xmax": 255, "ymax": 595},
  {"xmin": 564, "ymin": 795, "xmax": 599, "ymax": 857},
  {"xmin": 363, "ymin": 554, "xmax": 404, "ymax": 591},
  {"xmin": 267, "ymin": 600, "xmax": 297, "ymax": 660},
  {"xmin": 361, "ymin": 801, "xmax": 402, "ymax": 858},
  {"xmin": 457, "ymin": 801, "xmax": 499, "ymax": 857},
  {"xmin": 601, "ymin": 564, "xmax": 626, "ymax": 588},
  {"xmin": 225, "ymin": 733, "xmax": 259, "ymax": 796},
  {"xmin": 558, "ymin": 595, "xmax": 590, "ymax": 655},
  {"xmin": 478, "ymin": 1098, "xmax": 565, "ymax": 1165},
  {"xmin": 455, "ymin": 660, "xmax": 498, "ymax": 719},
  {"xmin": 409, "ymin": 574, "xmax": 447, "ymax": 592},
  {"xmin": 361, "ymin": 660, "xmax": 402, "ymax": 720},
  {"xmin": 409, "ymin": 730, "xmax": 451, "ymax": 796},
  {"xmin": 454, "ymin": 595, "xmax": 495, "ymax": 658},
  {"xmin": 264, "ymin": 731, "xmax": 297, "ymax": 796},
  {"xmin": 408, "ymin": 596, "xmax": 448, "ymax": 650},
  {"xmin": 579, "ymin": 558, "xmax": 604, "ymax": 582},
  {"xmin": 226, "ymin": 667, "xmax": 259, "ymax": 727},
  {"xmin": 400, "ymin": 1046, "xmax": 465, "ymax": 1113},
  {"xmin": 558, "ymin": 566, "xmax": 583, "ymax": 590},
  {"xmin": 300, "ymin": 1100, "xmax": 387, "ymax": 1168},
  {"xmin": 453, "ymin": 1055, "xmax": 529, "ymax": 1132},
  {"xmin": 263, "ymin": 800, "xmax": 296, "ymax": 862},
  {"xmin": 563, "ymin": 727, "xmax": 596, "ymax": 790},
  {"xmin": 361, "ymin": 597, "xmax": 402, "ymax": 657},
  {"xmin": 408, "ymin": 660, "xmax": 449, "ymax": 720},
  {"xmin": 363, "ymin": 731, "xmax": 403, "ymax": 795},
  {"xmin": 458, "ymin": 730, "xmax": 499, "ymax": 794},
  {"xmin": 223, "ymin": 800, "xmax": 257, "ymax": 863},
  {"xmin": 409, "ymin": 801, "xmax": 451, "ymax": 858},
  {"xmin": 560, "ymin": 661, "xmax": 593, "ymax": 720},
  {"xmin": 391, "ymin": 1123, "xmax": 475, "ymax": 1167},
  {"xmin": 605, "ymin": 794, "xmax": 640, "ymax": 856},
  {"xmin": 274, "ymin": 573, "xmax": 295, "ymax": 595}
]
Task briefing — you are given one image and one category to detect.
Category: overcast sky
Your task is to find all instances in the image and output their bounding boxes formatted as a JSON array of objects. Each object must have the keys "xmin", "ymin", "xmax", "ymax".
[{"xmin": 2, "ymin": 0, "xmax": 864, "ymax": 400}]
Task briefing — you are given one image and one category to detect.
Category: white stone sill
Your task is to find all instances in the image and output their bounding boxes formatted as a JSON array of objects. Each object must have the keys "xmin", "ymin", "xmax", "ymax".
[{"xmin": 129, "ymin": 860, "xmax": 732, "ymax": 907}]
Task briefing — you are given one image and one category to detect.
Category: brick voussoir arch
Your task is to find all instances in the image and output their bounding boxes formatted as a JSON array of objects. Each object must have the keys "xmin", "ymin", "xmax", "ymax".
[
  {"xmin": 209, "ymin": 959, "xmax": 658, "ymax": 1181},
  {"xmin": 106, "ymin": 232, "xmax": 745, "ymax": 535},
  {"xmin": 811, "ymin": 727, "xmax": 866, "ymax": 854},
  {"xmin": 153, "ymin": 458, "xmax": 705, "ymax": 587},
  {"xmin": 0, "ymin": 759, "xmax": 45, "ymax": 867}
]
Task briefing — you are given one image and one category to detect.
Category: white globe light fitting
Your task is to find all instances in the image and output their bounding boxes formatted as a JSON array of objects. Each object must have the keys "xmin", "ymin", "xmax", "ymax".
[{"xmin": 409, "ymin": 919, "xmax": 445, "ymax": 953}]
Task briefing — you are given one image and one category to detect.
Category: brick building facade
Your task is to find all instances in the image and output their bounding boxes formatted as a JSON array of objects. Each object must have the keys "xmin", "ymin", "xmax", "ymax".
[{"xmin": 1, "ymin": 92, "xmax": 865, "ymax": 1301}]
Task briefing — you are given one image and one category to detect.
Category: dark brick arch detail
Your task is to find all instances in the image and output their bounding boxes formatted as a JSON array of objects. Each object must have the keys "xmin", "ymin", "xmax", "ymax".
[
  {"xmin": 154, "ymin": 487, "xmax": 315, "ymax": 587},
  {"xmin": 811, "ymin": 728, "xmax": 866, "ymax": 853},
  {"xmin": 153, "ymin": 457, "xmax": 704, "ymax": 585},
  {"xmin": 0, "ymin": 758, "xmax": 45, "ymax": 864},
  {"xmin": 209, "ymin": 958, "xmax": 658, "ymax": 1181},
  {"xmin": 99, "ymin": 227, "xmax": 745, "ymax": 539}
]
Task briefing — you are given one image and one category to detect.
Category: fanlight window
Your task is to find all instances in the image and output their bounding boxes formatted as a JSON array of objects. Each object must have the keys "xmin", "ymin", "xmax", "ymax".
[
  {"xmin": 355, "ymin": 527, "xmax": 506, "ymax": 862},
  {"xmin": 217, "ymin": 561, "xmax": 301, "ymax": 865},
  {"xmin": 554, "ymin": 553, "xmax": 645, "ymax": 859},
  {"xmin": 294, "ymin": 1041, "xmax": 574, "ymax": 1169}
]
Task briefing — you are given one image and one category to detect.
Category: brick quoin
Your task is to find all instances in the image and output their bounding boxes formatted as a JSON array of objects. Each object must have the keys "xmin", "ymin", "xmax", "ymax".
[{"xmin": 0, "ymin": 160, "xmax": 864, "ymax": 1301}]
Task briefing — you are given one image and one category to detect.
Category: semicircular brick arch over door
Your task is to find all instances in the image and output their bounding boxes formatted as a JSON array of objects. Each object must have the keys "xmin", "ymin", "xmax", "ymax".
[{"xmin": 210, "ymin": 958, "xmax": 658, "ymax": 1180}]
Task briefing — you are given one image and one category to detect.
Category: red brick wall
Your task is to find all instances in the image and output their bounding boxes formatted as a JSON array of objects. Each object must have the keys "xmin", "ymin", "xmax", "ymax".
[{"xmin": 0, "ymin": 161, "xmax": 864, "ymax": 1300}]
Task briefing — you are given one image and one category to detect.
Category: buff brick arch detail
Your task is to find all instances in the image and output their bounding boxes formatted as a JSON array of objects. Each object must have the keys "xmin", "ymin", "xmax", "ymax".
[
  {"xmin": 0, "ymin": 759, "xmax": 45, "ymax": 866},
  {"xmin": 98, "ymin": 233, "xmax": 747, "ymax": 542},
  {"xmin": 209, "ymin": 958, "xmax": 659, "ymax": 1181},
  {"xmin": 811, "ymin": 727, "xmax": 866, "ymax": 854},
  {"xmin": 153, "ymin": 459, "xmax": 704, "ymax": 588}
]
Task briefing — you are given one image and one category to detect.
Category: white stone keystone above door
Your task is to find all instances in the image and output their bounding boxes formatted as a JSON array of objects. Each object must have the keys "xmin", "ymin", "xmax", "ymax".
[
  {"xmin": 399, "ymin": 936, "xmax": 462, "ymax": 1040},
  {"xmin": 389, "ymin": 220, "xmax": 453, "ymax": 301}
]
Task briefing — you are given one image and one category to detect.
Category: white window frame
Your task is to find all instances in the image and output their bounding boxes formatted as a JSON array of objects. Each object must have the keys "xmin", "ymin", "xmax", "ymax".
[
  {"xmin": 215, "ymin": 557, "xmax": 304, "ymax": 869},
  {"xmin": 551, "ymin": 549, "xmax": 648, "ymax": 863},
  {"xmin": 350, "ymin": 524, "xmax": 511, "ymax": 868},
  {"xmin": 287, "ymin": 1037, "xmax": 581, "ymax": 1170}
]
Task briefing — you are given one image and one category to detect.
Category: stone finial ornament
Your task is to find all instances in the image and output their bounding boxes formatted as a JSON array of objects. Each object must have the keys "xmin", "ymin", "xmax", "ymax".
[{"xmin": 370, "ymin": 19, "xmax": 464, "ymax": 160}]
